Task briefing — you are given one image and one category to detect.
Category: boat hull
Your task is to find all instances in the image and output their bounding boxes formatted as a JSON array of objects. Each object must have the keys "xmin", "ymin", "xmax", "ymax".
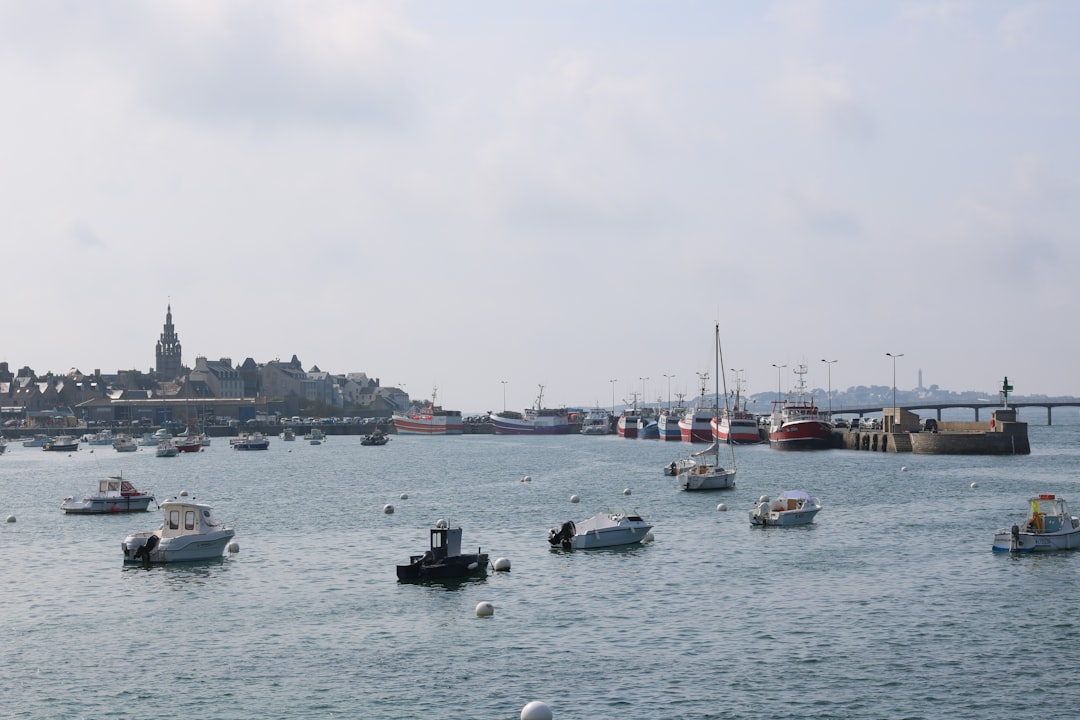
[
  {"xmin": 679, "ymin": 467, "xmax": 736, "ymax": 491},
  {"xmin": 122, "ymin": 529, "xmax": 235, "ymax": 564},
  {"xmin": 62, "ymin": 496, "xmax": 154, "ymax": 514},
  {"xmin": 492, "ymin": 416, "xmax": 569, "ymax": 435},
  {"xmin": 992, "ymin": 526, "xmax": 1080, "ymax": 552},
  {"xmin": 616, "ymin": 416, "xmax": 639, "ymax": 438},
  {"xmin": 551, "ymin": 513, "xmax": 653, "ymax": 549},
  {"xmin": 678, "ymin": 413, "xmax": 713, "ymax": 443},
  {"xmin": 769, "ymin": 420, "xmax": 833, "ymax": 450},
  {"xmin": 392, "ymin": 413, "xmax": 464, "ymax": 435},
  {"xmin": 396, "ymin": 553, "xmax": 488, "ymax": 581},
  {"xmin": 43, "ymin": 441, "xmax": 79, "ymax": 452},
  {"xmin": 750, "ymin": 507, "xmax": 821, "ymax": 527},
  {"xmin": 712, "ymin": 416, "xmax": 763, "ymax": 444}
]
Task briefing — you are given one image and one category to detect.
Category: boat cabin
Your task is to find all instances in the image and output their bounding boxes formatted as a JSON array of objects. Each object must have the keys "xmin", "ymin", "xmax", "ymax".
[
  {"xmin": 1028, "ymin": 494, "xmax": 1071, "ymax": 534},
  {"xmin": 428, "ymin": 525, "xmax": 464, "ymax": 561},
  {"xmin": 158, "ymin": 499, "xmax": 224, "ymax": 538},
  {"xmin": 98, "ymin": 477, "xmax": 142, "ymax": 497}
]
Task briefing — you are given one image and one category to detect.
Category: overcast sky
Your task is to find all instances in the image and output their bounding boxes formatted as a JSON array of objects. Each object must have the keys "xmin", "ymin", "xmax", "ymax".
[{"xmin": 2, "ymin": 1, "xmax": 1077, "ymax": 412}]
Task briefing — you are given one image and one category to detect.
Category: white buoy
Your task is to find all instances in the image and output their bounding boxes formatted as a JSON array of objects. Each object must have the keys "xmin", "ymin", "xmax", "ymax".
[
  {"xmin": 521, "ymin": 475, "xmax": 531, "ymax": 483},
  {"xmin": 643, "ymin": 530, "xmax": 655, "ymax": 543},
  {"xmin": 569, "ymin": 494, "xmax": 579, "ymax": 504},
  {"xmin": 716, "ymin": 503, "xmax": 727, "ymax": 512},
  {"xmin": 180, "ymin": 490, "xmax": 189, "ymax": 497},
  {"xmin": 382, "ymin": 504, "xmax": 394, "ymax": 514},
  {"xmin": 399, "ymin": 493, "xmax": 409, "ymax": 500},
  {"xmin": 5, "ymin": 515, "xmax": 15, "ymax": 523},
  {"xmin": 475, "ymin": 601, "xmax": 494, "ymax": 617},
  {"xmin": 623, "ymin": 488, "xmax": 631, "ymax": 496},
  {"xmin": 227, "ymin": 542, "xmax": 240, "ymax": 554},
  {"xmin": 493, "ymin": 557, "xmax": 511, "ymax": 572},
  {"xmin": 970, "ymin": 482, "xmax": 978, "ymax": 489},
  {"xmin": 901, "ymin": 466, "xmax": 908, "ymax": 472},
  {"xmin": 521, "ymin": 700, "xmax": 553, "ymax": 720}
]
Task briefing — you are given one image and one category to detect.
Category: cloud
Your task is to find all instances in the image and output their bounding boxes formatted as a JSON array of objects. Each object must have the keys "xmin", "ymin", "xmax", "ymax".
[{"xmin": 777, "ymin": 64, "xmax": 876, "ymax": 141}]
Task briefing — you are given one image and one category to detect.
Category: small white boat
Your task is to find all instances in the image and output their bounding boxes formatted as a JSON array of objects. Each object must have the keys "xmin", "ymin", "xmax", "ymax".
[
  {"xmin": 112, "ymin": 435, "xmax": 138, "ymax": 452},
  {"xmin": 306, "ymin": 428, "xmax": 325, "ymax": 445},
  {"xmin": 137, "ymin": 432, "xmax": 158, "ymax": 447},
  {"xmin": 750, "ymin": 490, "xmax": 822, "ymax": 527},
  {"xmin": 122, "ymin": 494, "xmax": 235, "ymax": 564},
  {"xmin": 580, "ymin": 409, "xmax": 612, "ymax": 435},
  {"xmin": 280, "ymin": 428, "xmax": 296, "ymax": 441},
  {"xmin": 82, "ymin": 430, "xmax": 114, "ymax": 446},
  {"xmin": 0, "ymin": 436, "xmax": 7, "ymax": 454},
  {"xmin": 992, "ymin": 494, "xmax": 1080, "ymax": 553},
  {"xmin": 548, "ymin": 511, "xmax": 653, "ymax": 549},
  {"xmin": 155, "ymin": 440, "xmax": 179, "ymax": 458},
  {"xmin": 62, "ymin": 476, "xmax": 155, "ymax": 514},
  {"xmin": 22, "ymin": 434, "xmax": 50, "ymax": 448}
]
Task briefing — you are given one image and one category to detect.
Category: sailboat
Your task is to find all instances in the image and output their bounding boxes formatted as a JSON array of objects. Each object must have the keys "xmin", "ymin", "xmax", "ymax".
[{"xmin": 671, "ymin": 323, "xmax": 737, "ymax": 490}]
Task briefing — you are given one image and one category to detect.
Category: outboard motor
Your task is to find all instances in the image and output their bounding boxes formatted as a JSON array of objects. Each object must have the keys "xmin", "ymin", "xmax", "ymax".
[
  {"xmin": 133, "ymin": 534, "xmax": 159, "ymax": 567},
  {"xmin": 1011, "ymin": 523, "xmax": 1021, "ymax": 548},
  {"xmin": 548, "ymin": 521, "xmax": 576, "ymax": 549}
]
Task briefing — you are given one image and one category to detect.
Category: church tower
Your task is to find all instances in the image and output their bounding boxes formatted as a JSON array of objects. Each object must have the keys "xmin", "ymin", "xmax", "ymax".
[{"xmin": 155, "ymin": 303, "xmax": 183, "ymax": 380}]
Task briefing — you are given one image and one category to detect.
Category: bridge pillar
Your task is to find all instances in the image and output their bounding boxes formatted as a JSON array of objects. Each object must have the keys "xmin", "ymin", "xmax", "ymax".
[
  {"xmin": 936, "ymin": 409, "xmax": 942, "ymax": 421},
  {"xmin": 1048, "ymin": 406, "xmax": 1052, "ymax": 426},
  {"xmin": 974, "ymin": 407, "xmax": 979, "ymax": 422}
]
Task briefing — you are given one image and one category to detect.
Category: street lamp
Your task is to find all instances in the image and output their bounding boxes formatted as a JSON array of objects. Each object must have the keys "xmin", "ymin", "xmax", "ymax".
[
  {"xmin": 886, "ymin": 352, "xmax": 904, "ymax": 414},
  {"xmin": 609, "ymin": 378, "xmax": 618, "ymax": 414},
  {"xmin": 500, "ymin": 380, "xmax": 507, "ymax": 412},
  {"xmin": 820, "ymin": 359, "xmax": 837, "ymax": 416},
  {"xmin": 639, "ymin": 377, "xmax": 649, "ymax": 412},
  {"xmin": 771, "ymin": 364, "xmax": 787, "ymax": 403},
  {"xmin": 663, "ymin": 374, "xmax": 675, "ymax": 411}
]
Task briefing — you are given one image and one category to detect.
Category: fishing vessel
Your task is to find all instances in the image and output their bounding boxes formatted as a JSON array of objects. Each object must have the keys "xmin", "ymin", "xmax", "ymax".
[
  {"xmin": 392, "ymin": 387, "xmax": 464, "ymax": 435},
  {"xmin": 768, "ymin": 364, "xmax": 834, "ymax": 450},
  {"xmin": 580, "ymin": 409, "xmax": 612, "ymax": 435},
  {"xmin": 491, "ymin": 386, "xmax": 570, "ymax": 435},
  {"xmin": 712, "ymin": 377, "xmax": 762, "ymax": 444},
  {"xmin": 678, "ymin": 375, "xmax": 714, "ymax": 443}
]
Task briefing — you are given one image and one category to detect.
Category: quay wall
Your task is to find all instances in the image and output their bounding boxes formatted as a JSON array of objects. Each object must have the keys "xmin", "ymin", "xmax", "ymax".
[{"xmin": 837, "ymin": 422, "xmax": 1029, "ymax": 455}]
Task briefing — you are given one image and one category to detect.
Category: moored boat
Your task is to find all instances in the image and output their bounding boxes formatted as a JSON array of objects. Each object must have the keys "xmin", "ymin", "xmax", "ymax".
[
  {"xmin": 230, "ymin": 432, "xmax": 270, "ymax": 450},
  {"xmin": 548, "ymin": 511, "xmax": 653, "ymax": 550},
  {"xmin": 657, "ymin": 407, "xmax": 684, "ymax": 441},
  {"xmin": 22, "ymin": 434, "xmax": 50, "ymax": 448},
  {"xmin": 768, "ymin": 364, "xmax": 834, "ymax": 450},
  {"xmin": 62, "ymin": 476, "xmax": 155, "ymax": 514},
  {"xmin": 992, "ymin": 494, "xmax": 1080, "ymax": 553},
  {"xmin": 43, "ymin": 435, "xmax": 79, "ymax": 452},
  {"xmin": 750, "ymin": 490, "xmax": 822, "ymax": 527},
  {"xmin": 121, "ymin": 493, "xmax": 235, "ymax": 565},
  {"xmin": 392, "ymin": 387, "xmax": 464, "ymax": 435},
  {"xmin": 280, "ymin": 427, "xmax": 296, "ymax": 441},
  {"xmin": 174, "ymin": 436, "xmax": 202, "ymax": 453},
  {"xmin": 580, "ymin": 408, "xmax": 612, "ymax": 435},
  {"xmin": 396, "ymin": 521, "xmax": 488, "ymax": 581},
  {"xmin": 712, "ymin": 378, "xmax": 763, "ymax": 444},
  {"xmin": 112, "ymin": 435, "xmax": 138, "ymax": 452},
  {"xmin": 155, "ymin": 439, "xmax": 179, "ymax": 457},
  {"xmin": 678, "ymin": 376, "xmax": 714, "ymax": 442},
  {"xmin": 491, "ymin": 386, "xmax": 570, "ymax": 435},
  {"xmin": 361, "ymin": 428, "xmax": 390, "ymax": 446}
]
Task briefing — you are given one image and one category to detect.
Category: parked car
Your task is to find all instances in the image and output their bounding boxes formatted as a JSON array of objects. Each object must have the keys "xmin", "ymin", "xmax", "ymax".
[{"xmin": 833, "ymin": 418, "xmax": 848, "ymax": 428}]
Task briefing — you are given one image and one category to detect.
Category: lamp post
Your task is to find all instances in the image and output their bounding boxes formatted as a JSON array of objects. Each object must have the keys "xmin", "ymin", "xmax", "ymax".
[
  {"xmin": 639, "ymin": 377, "xmax": 649, "ymax": 413},
  {"xmin": 771, "ymin": 364, "xmax": 787, "ymax": 403},
  {"xmin": 820, "ymin": 359, "xmax": 837, "ymax": 416},
  {"xmin": 729, "ymin": 368, "xmax": 743, "ymax": 406},
  {"xmin": 663, "ymin": 374, "xmax": 675, "ymax": 411},
  {"xmin": 609, "ymin": 378, "xmax": 618, "ymax": 414},
  {"xmin": 886, "ymin": 352, "xmax": 904, "ymax": 414},
  {"xmin": 500, "ymin": 380, "xmax": 507, "ymax": 412}
]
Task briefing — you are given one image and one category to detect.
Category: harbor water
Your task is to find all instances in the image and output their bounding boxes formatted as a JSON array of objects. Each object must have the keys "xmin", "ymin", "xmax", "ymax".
[{"xmin": 3, "ymin": 419, "xmax": 1080, "ymax": 719}]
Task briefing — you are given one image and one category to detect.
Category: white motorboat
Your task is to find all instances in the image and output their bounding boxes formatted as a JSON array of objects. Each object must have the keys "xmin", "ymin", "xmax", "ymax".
[
  {"xmin": 62, "ymin": 476, "xmax": 155, "ymax": 514},
  {"xmin": 750, "ymin": 490, "xmax": 822, "ymax": 527},
  {"xmin": 548, "ymin": 511, "xmax": 653, "ymax": 549},
  {"xmin": 43, "ymin": 435, "xmax": 80, "ymax": 452},
  {"xmin": 22, "ymin": 434, "xmax": 50, "ymax": 448},
  {"xmin": 112, "ymin": 435, "xmax": 138, "ymax": 452},
  {"xmin": 122, "ymin": 494, "xmax": 235, "ymax": 564},
  {"xmin": 155, "ymin": 439, "xmax": 179, "ymax": 457},
  {"xmin": 82, "ymin": 430, "xmax": 114, "ymax": 446},
  {"xmin": 231, "ymin": 432, "xmax": 270, "ymax": 450},
  {"xmin": 137, "ymin": 432, "xmax": 158, "ymax": 447},
  {"xmin": 992, "ymin": 493, "xmax": 1080, "ymax": 553}
]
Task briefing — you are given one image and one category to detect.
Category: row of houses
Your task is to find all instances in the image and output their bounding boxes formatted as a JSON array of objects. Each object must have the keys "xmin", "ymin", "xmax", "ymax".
[{"xmin": 0, "ymin": 357, "xmax": 410, "ymax": 427}]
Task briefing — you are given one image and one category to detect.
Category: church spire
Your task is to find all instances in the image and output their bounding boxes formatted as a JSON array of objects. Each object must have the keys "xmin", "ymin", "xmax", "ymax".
[{"xmin": 155, "ymin": 303, "xmax": 182, "ymax": 380}]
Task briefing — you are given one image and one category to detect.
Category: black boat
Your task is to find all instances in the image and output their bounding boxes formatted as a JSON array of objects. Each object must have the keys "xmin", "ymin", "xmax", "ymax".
[
  {"xmin": 361, "ymin": 429, "xmax": 390, "ymax": 446},
  {"xmin": 396, "ymin": 523, "xmax": 489, "ymax": 581}
]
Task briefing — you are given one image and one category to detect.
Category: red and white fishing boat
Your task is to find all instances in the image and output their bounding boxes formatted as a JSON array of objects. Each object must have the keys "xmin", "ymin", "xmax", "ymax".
[
  {"xmin": 712, "ymin": 378, "xmax": 762, "ymax": 444},
  {"xmin": 678, "ymin": 376, "xmax": 714, "ymax": 443},
  {"xmin": 768, "ymin": 364, "xmax": 834, "ymax": 450},
  {"xmin": 656, "ymin": 406, "xmax": 684, "ymax": 441},
  {"xmin": 616, "ymin": 393, "xmax": 641, "ymax": 438},
  {"xmin": 392, "ymin": 387, "xmax": 464, "ymax": 435}
]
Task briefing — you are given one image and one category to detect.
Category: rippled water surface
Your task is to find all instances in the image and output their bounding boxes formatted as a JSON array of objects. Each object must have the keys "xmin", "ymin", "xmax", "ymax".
[{"xmin": 3, "ymin": 421, "xmax": 1080, "ymax": 719}]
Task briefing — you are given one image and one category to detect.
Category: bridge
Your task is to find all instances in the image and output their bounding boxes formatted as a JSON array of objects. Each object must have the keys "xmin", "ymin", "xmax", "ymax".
[{"xmin": 830, "ymin": 402, "xmax": 1080, "ymax": 425}]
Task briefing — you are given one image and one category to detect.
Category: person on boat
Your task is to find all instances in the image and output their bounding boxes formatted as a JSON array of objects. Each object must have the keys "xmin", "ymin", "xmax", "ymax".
[
  {"xmin": 1030, "ymin": 499, "xmax": 1043, "ymax": 533},
  {"xmin": 669, "ymin": 461, "xmax": 677, "ymax": 476}
]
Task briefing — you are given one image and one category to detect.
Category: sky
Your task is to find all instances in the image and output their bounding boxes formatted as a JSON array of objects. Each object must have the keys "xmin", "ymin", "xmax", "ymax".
[{"xmin": 2, "ymin": 0, "xmax": 1078, "ymax": 413}]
